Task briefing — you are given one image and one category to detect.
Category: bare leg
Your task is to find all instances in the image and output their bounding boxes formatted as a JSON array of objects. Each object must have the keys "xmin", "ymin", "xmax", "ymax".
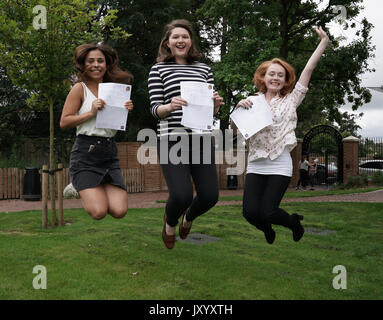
[
  {"xmin": 103, "ymin": 184, "xmax": 128, "ymax": 219},
  {"xmin": 79, "ymin": 184, "xmax": 128, "ymax": 220},
  {"xmin": 79, "ymin": 186, "xmax": 108, "ymax": 220},
  {"xmin": 166, "ymin": 223, "xmax": 176, "ymax": 236}
]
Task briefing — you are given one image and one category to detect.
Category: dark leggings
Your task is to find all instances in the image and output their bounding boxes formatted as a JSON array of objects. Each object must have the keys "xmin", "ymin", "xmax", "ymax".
[
  {"xmin": 296, "ymin": 169, "xmax": 309, "ymax": 188},
  {"xmin": 243, "ymin": 173, "xmax": 292, "ymax": 231},
  {"xmin": 158, "ymin": 137, "xmax": 219, "ymax": 227}
]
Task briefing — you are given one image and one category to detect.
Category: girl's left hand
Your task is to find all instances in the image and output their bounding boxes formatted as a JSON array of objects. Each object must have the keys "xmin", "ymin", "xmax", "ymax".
[
  {"xmin": 124, "ymin": 100, "xmax": 134, "ymax": 111},
  {"xmin": 213, "ymin": 91, "xmax": 224, "ymax": 109},
  {"xmin": 316, "ymin": 26, "xmax": 329, "ymax": 42}
]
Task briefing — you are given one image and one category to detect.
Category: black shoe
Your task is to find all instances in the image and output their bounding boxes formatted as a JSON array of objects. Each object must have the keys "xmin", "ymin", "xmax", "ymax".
[
  {"xmin": 264, "ymin": 227, "xmax": 276, "ymax": 244},
  {"xmin": 290, "ymin": 214, "xmax": 304, "ymax": 242}
]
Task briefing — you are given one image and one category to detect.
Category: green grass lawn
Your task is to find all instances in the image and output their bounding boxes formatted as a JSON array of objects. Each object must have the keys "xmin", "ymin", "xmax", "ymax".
[{"xmin": 0, "ymin": 201, "xmax": 382, "ymax": 300}]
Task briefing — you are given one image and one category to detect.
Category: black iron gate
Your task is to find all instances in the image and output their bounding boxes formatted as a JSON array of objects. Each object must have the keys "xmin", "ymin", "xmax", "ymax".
[{"xmin": 302, "ymin": 125, "xmax": 343, "ymax": 185}]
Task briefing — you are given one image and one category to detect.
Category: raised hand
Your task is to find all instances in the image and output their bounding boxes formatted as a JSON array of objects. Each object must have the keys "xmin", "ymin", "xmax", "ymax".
[
  {"xmin": 297, "ymin": 26, "xmax": 329, "ymax": 88},
  {"xmin": 315, "ymin": 26, "xmax": 329, "ymax": 42}
]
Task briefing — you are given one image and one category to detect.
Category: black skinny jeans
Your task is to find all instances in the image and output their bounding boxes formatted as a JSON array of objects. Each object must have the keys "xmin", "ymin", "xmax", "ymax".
[
  {"xmin": 157, "ymin": 136, "xmax": 219, "ymax": 227},
  {"xmin": 296, "ymin": 169, "xmax": 309, "ymax": 188},
  {"xmin": 243, "ymin": 173, "xmax": 292, "ymax": 231}
]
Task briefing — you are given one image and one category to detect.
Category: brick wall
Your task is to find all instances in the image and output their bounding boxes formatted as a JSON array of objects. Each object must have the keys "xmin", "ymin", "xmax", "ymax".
[
  {"xmin": 117, "ymin": 142, "xmax": 302, "ymax": 191},
  {"xmin": 342, "ymin": 136, "xmax": 359, "ymax": 183}
]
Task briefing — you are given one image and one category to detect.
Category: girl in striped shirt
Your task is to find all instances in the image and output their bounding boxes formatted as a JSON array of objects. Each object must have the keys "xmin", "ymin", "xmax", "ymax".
[{"xmin": 148, "ymin": 19, "xmax": 224, "ymax": 249}]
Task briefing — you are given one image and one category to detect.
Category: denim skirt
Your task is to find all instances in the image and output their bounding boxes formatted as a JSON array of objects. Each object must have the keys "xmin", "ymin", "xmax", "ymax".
[{"xmin": 69, "ymin": 135, "xmax": 126, "ymax": 192}]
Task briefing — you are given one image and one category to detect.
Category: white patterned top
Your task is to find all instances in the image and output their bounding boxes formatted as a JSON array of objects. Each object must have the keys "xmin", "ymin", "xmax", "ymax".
[{"xmin": 248, "ymin": 81, "xmax": 308, "ymax": 161}]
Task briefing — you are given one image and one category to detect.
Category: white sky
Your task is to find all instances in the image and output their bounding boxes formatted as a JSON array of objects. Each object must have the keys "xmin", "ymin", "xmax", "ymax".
[{"xmin": 330, "ymin": 0, "xmax": 383, "ymax": 137}]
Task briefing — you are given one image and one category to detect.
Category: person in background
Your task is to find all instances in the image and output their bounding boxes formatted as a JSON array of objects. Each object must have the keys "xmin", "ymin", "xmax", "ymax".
[
  {"xmin": 308, "ymin": 157, "xmax": 317, "ymax": 190},
  {"xmin": 296, "ymin": 155, "xmax": 309, "ymax": 191}
]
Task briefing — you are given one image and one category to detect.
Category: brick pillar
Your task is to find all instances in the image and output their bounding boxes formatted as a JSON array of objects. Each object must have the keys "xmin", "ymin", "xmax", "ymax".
[
  {"xmin": 342, "ymin": 136, "xmax": 359, "ymax": 183},
  {"xmin": 290, "ymin": 139, "xmax": 302, "ymax": 188}
]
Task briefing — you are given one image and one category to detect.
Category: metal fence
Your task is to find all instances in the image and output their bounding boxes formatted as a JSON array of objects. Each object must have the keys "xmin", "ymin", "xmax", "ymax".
[{"xmin": 358, "ymin": 137, "xmax": 383, "ymax": 175}]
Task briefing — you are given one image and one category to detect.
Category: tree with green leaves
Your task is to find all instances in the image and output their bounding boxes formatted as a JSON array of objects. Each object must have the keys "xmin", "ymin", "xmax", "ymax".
[
  {"xmin": 0, "ymin": 65, "xmax": 30, "ymax": 157},
  {"xmin": 0, "ymin": 0, "xmax": 129, "ymax": 226},
  {"xmin": 93, "ymin": 0, "xmax": 197, "ymax": 141},
  {"xmin": 196, "ymin": 0, "xmax": 375, "ymax": 137}
]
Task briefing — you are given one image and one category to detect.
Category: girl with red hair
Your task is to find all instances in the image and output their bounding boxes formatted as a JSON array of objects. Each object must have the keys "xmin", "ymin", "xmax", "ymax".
[{"xmin": 236, "ymin": 27, "xmax": 329, "ymax": 244}]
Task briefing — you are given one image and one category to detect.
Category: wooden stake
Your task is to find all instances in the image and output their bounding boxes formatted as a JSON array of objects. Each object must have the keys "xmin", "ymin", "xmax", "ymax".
[
  {"xmin": 42, "ymin": 165, "xmax": 48, "ymax": 229},
  {"xmin": 57, "ymin": 163, "xmax": 64, "ymax": 226},
  {"xmin": 50, "ymin": 168, "xmax": 57, "ymax": 226}
]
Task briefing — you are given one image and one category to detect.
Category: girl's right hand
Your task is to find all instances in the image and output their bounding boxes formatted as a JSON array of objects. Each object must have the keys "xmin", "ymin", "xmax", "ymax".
[
  {"xmin": 235, "ymin": 98, "xmax": 253, "ymax": 110},
  {"xmin": 91, "ymin": 98, "xmax": 106, "ymax": 116},
  {"xmin": 169, "ymin": 96, "xmax": 188, "ymax": 111}
]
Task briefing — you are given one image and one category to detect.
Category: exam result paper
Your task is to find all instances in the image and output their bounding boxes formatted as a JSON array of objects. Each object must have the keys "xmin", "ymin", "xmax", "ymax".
[
  {"xmin": 96, "ymin": 83, "xmax": 132, "ymax": 131},
  {"xmin": 229, "ymin": 95, "xmax": 273, "ymax": 139},
  {"xmin": 180, "ymin": 81, "xmax": 214, "ymax": 130}
]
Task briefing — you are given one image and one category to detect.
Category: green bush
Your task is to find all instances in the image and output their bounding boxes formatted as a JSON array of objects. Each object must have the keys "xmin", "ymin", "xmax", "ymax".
[
  {"xmin": 336, "ymin": 174, "xmax": 369, "ymax": 189},
  {"xmin": 371, "ymin": 171, "xmax": 383, "ymax": 186},
  {"xmin": 0, "ymin": 144, "xmax": 40, "ymax": 168}
]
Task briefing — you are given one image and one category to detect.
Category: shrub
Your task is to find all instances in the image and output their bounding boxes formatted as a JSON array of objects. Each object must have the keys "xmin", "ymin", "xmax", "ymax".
[
  {"xmin": 336, "ymin": 174, "xmax": 369, "ymax": 189},
  {"xmin": 371, "ymin": 171, "xmax": 383, "ymax": 186}
]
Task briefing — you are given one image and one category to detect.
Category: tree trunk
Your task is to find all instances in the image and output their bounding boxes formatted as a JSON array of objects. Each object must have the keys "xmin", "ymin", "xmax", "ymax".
[
  {"xmin": 49, "ymin": 99, "xmax": 57, "ymax": 226},
  {"xmin": 219, "ymin": 18, "xmax": 229, "ymax": 145},
  {"xmin": 279, "ymin": 0, "xmax": 289, "ymax": 59}
]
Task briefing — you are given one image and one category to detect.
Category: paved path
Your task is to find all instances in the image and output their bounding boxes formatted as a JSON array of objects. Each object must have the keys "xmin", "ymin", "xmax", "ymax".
[
  {"xmin": 282, "ymin": 189, "xmax": 383, "ymax": 203},
  {"xmin": 1, "ymin": 188, "xmax": 382, "ymax": 213}
]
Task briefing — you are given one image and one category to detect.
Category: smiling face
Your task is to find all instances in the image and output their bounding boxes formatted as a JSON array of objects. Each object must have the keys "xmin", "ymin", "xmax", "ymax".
[
  {"xmin": 167, "ymin": 27, "xmax": 192, "ymax": 64},
  {"xmin": 264, "ymin": 63, "xmax": 287, "ymax": 94},
  {"xmin": 84, "ymin": 49, "xmax": 106, "ymax": 82}
]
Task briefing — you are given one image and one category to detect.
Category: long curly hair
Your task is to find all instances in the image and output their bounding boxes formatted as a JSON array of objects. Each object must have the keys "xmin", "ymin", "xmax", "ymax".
[{"xmin": 74, "ymin": 42, "xmax": 133, "ymax": 84}]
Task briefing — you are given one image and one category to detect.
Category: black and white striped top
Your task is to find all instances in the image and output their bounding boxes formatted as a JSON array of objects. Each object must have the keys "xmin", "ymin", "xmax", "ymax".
[{"xmin": 148, "ymin": 62, "xmax": 214, "ymax": 137}]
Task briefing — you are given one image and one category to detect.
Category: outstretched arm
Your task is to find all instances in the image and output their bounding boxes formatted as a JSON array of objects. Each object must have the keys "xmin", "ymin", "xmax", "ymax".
[{"xmin": 298, "ymin": 26, "xmax": 329, "ymax": 88}]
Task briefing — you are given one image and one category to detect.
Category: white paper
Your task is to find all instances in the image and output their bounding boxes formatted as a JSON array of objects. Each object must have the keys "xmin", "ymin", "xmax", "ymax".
[
  {"xmin": 96, "ymin": 105, "xmax": 128, "ymax": 131},
  {"xmin": 95, "ymin": 83, "xmax": 131, "ymax": 131},
  {"xmin": 230, "ymin": 95, "xmax": 273, "ymax": 139},
  {"xmin": 180, "ymin": 81, "xmax": 214, "ymax": 130}
]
